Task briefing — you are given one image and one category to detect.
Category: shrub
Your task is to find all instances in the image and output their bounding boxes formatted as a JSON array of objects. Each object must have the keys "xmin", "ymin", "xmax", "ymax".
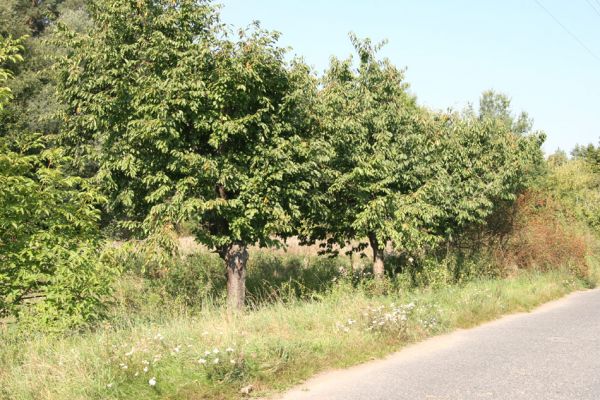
[
  {"xmin": 496, "ymin": 190, "xmax": 589, "ymax": 277},
  {"xmin": 14, "ymin": 244, "xmax": 119, "ymax": 332},
  {"xmin": 1, "ymin": 38, "xmax": 115, "ymax": 332},
  {"xmin": 0, "ymin": 138, "xmax": 116, "ymax": 332}
]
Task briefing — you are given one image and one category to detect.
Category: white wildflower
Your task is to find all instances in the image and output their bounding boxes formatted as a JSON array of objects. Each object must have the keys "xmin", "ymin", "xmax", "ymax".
[
  {"xmin": 230, "ymin": 359, "xmax": 236, "ymax": 364},
  {"xmin": 143, "ymin": 366, "xmax": 149, "ymax": 373},
  {"xmin": 213, "ymin": 358, "xmax": 219, "ymax": 364},
  {"xmin": 106, "ymin": 383, "xmax": 113, "ymax": 389},
  {"xmin": 212, "ymin": 348, "xmax": 220, "ymax": 354},
  {"xmin": 148, "ymin": 377, "xmax": 157, "ymax": 387},
  {"xmin": 198, "ymin": 358, "xmax": 207, "ymax": 364},
  {"xmin": 225, "ymin": 347, "xmax": 234, "ymax": 353}
]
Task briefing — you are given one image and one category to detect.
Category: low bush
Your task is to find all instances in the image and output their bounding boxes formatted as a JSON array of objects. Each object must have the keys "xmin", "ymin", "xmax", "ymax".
[
  {"xmin": 509, "ymin": 194, "xmax": 587, "ymax": 273},
  {"xmin": 0, "ymin": 137, "xmax": 116, "ymax": 332}
]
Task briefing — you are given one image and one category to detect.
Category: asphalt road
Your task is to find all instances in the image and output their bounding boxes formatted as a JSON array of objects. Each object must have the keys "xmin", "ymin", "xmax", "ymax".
[{"xmin": 278, "ymin": 289, "xmax": 600, "ymax": 400}]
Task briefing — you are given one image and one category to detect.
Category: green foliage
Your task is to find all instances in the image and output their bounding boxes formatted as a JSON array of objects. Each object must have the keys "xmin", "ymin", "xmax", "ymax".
[
  {"xmin": 304, "ymin": 35, "xmax": 442, "ymax": 262},
  {"xmin": 245, "ymin": 251, "xmax": 344, "ymax": 305},
  {"xmin": 572, "ymin": 142, "xmax": 600, "ymax": 171},
  {"xmin": 0, "ymin": 35, "xmax": 24, "ymax": 109},
  {"xmin": 104, "ymin": 242, "xmax": 346, "ymax": 317},
  {"xmin": 4, "ymin": 1, "xmax": 550, "ymax": 328},
  {"xmin": 431, "ymin": 102, "xmax": 545, "ymax": 242},
  {"xmin": 478, "ymin": 90, "xmax": 533, "ymax": 134},
  {"xmin": 302, "ymin": 38, "xmax": 544, "ymax": 279},
  {"xmin": 58, "ymin": 0, "xmax": 321, "ymax": 251},
  {"xmin": 1, "ymin": 36, "xmax": 115, "ymax": 331},
  {"xmin": 0, "ymin": 0, "xmax": 66, "ymax": 38},
  {"xmin": 105, "ymin": 242, "xmax": 226, "ymax": 314},
  {"xmin": 15, "ymin": 245, "xmax": 118, "ymax": 332},
  {"xmin": 0, "ymin": 134, "xmax": 117, "ymax": 330},
  {"xmin": 403, "ymin": 252, "xmax": 502, "ymax": 289},
  {"xmin": 0, "ymin": 0, "xmax": 91, "ymax": 137},
  {"xmin": 547, "ymin": 148, "xmax": 568, "ymax": 167},
  {"xmin": 57, "ymin": 0, "xmax": 326, "ymax": 307},
  {"xmin": 545, "ymin": 158, "xmax": 600, "ymax": 232}
]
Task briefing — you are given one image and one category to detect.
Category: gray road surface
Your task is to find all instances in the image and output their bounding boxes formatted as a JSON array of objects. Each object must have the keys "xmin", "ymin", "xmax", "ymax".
[{"xmin": 278, "ymin": 289, "xmax": 600, "ymax": 400}]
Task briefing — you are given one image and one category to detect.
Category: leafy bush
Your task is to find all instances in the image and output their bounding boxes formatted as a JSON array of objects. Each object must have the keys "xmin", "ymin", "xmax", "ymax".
[
  {"xmin": 545, "ymin": 159, "xmax": 600, "ymax": 233},
  {"xmin": 0, "ymin": 137, "xmax": 119, "ymax": 331},
  {"xmin": 0, "ymin": 35, "xmax": 117, "ymax": 332},
  {"xmin": 14, "ymin": 244, "xmax": 119, "ymax": 332}
]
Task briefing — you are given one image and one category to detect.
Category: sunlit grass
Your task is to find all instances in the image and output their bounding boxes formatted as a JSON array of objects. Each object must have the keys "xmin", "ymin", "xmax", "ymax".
[{"xmin": 1, "ymin": 263, "xmax": 596, "ymax": 400}]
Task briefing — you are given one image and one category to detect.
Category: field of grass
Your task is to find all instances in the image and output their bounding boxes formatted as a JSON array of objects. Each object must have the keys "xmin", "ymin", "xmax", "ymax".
[{"xmin": 1, "ymin": 250, "xmax": 597, "ymax": 400}]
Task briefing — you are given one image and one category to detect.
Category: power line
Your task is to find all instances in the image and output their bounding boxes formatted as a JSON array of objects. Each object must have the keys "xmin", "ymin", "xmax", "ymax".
[
  {"xmin": 534, "ymin": 0, "xmax": 600, "ymax": 62},
  {"xmin": 585, "ymin": 0, "xmax": 600, "ymax": 19}
]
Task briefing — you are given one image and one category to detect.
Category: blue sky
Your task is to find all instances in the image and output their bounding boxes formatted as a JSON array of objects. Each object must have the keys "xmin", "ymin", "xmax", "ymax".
[{"xmin": 219, "ymin": 0, "xmax": 600, "ymax": 154}]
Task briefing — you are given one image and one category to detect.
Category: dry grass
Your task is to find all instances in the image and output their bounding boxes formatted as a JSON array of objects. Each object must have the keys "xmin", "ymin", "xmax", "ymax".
[{"xmin": 178, "ymin": 235, "xmax": 372, "ymax": 269}]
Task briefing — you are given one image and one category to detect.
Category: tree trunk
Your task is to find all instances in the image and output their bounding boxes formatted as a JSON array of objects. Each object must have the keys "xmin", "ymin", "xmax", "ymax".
[
  {"xmin": 224, "ymin": 243, "xmax": 248, "ymax": 310},
  {"xmin": 368, "ymin": 233, "xmax": 385, "ymax": 279}
]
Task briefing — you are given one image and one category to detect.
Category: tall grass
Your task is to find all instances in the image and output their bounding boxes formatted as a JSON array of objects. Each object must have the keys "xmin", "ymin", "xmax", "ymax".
[{"xmin": 1, "ymin": 256, "xmax": 597, "ymax": 400}]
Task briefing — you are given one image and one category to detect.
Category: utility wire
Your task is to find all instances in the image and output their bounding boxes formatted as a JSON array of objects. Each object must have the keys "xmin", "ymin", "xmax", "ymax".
[
  {"xmin": 585, "ymin": 0, "xmax": 600, "ymax": 19},
  {"xmin": 534, "ymin": 0, "xmax": 600, "ymax": 62}
]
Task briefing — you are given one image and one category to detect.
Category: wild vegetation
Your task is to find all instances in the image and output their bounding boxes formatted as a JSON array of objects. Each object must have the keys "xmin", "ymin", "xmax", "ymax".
[{"xmin": 1, "ymin": 0, "xmax": 600, "ymax": 399}]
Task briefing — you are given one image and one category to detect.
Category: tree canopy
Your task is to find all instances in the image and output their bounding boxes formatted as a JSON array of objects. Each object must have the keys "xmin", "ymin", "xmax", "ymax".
[
  {"xmin": 1, "ymin": 0, "xmax": 549, "ymax": 317},
  {"xmin": 300, "ymin": 38, "xmax": 544, "ymax": 279},
  {"xmin": 58, "ymin": 0, "xmax": 323, "ymax": 308},
  {"xmin": 299, "ymin": 35, "xmax": 444, "ymax": 277}
]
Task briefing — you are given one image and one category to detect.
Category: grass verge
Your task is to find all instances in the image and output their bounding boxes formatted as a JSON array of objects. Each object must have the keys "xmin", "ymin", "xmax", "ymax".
[{"xmin": 1, "ymin": 264, "xmax": 598, "ymax": 400}]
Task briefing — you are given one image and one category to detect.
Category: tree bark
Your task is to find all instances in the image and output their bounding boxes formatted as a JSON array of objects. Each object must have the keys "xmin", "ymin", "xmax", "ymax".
[
  {"xmin": 368, "ymin": 233, "xmax": 385, "ymax": 279},
  {"xmin": 224, "ymin": 243, "xmax": 248, "ymax": 310}
]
